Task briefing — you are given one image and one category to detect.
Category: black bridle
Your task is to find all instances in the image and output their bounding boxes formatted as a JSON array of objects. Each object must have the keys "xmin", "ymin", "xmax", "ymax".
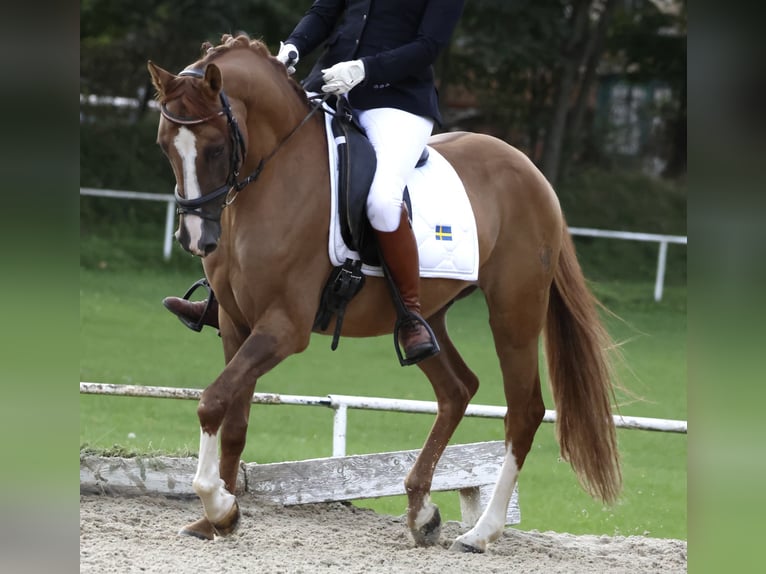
[{"xmin": 160, "ymin": 68, "xmax": 328, "ymax": 221}]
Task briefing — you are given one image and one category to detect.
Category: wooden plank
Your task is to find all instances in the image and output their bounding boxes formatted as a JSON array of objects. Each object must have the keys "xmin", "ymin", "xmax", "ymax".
[
  {"xmin": 243, "ymin": 441, "xmax": 505, "ymax": 504},
  {"xmin": 79, "ymin": 455, "xmax": 246, "ymax": 497},
  {"xmin": 80, "ymin": 441, "xmax": 520, "ymax": 525}
]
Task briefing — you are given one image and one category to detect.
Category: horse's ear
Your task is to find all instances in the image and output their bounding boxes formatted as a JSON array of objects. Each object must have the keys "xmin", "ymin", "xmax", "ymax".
[
  {"xmin": 203, "ymin": 64, "xmax": 223, "ymax": 98},
  {"xmin": 147, "ymin": 61, "xmax": 174, "ymax": 98}
]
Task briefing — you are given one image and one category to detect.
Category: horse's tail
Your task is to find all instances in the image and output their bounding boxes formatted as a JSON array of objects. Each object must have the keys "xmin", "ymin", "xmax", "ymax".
[{"xmin": 544, "ymin": 224, "xmax": 622, "ymax": 504}]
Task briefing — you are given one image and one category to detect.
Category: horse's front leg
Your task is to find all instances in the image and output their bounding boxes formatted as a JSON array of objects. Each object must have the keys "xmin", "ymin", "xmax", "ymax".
[{"xmin": 180, "ymin": 321, "xmax": 295, "ymax": 540}]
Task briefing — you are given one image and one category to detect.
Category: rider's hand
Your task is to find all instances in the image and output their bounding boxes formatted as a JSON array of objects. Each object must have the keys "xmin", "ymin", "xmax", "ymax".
[
  {"xmin": 276, "ymin": 42, "xmax": 299, "ymax": 75},
  {"xmin": 321, "ymin": 60, "xmax": 365, "ymax": 95}
]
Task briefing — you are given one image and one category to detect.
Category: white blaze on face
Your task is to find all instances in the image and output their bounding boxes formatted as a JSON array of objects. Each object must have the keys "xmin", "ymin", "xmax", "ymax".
[{"xmin": 173, "ymin": 127, "xmax": 204, "ymax": 251}]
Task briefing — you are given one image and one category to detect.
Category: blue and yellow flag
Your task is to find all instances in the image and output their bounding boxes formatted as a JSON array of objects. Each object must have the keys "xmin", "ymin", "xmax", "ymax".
[{"xmin": 434, "ymin": 225, "xmax": 453, "ymax": 241}]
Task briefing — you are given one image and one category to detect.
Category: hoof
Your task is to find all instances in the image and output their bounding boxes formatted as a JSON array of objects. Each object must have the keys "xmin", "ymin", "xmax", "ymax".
[
  {"xmin": 449, "ymin": 539, "xmax": 485, "ymax": 554},
  {"xmin": 410, "ymin": 507, "xmax": 441, "ymax": 547},
  {"xmin": 178, "ymin": 501, "xmax": 240, "ymax": 540},
  {"xmin": 212, "ymin": 500, "xmax": 240, "ymax": 536},
  {"xmin": 179, "ymin": 516, "xmax": 216, "ymax": 540}
]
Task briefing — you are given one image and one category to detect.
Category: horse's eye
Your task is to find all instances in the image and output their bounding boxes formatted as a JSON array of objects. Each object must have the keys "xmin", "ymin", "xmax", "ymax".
[{"xmin": 207, "ymin": 145, "xmax": 225, "ymax": 160}]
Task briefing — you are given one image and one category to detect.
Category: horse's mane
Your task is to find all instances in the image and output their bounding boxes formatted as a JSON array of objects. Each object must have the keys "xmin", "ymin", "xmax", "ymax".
[
  {"xmin": 199, "ymin": 33, "xmax": 271, "ymax": 63},
  {"xmin": 157, "ymin": 33, "xmax": 309, "ymax": 113}
]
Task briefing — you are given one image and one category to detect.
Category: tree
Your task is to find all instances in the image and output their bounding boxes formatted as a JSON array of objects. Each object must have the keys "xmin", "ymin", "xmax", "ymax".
[
  {"xmin": 444, "ymin": 0, "xmax": 567, "ymax": 152},
  {"xmin": 445, "ymin": 0, "xmax": 685, "ymax": 182},
  {"xmin": 80, "ymin": 0, "xmax": 308, "ymax": 121},
  {"xmin": 605, "ymin": 1, "xmax": 685, "ymax": 175},
  {"xmin": 540, "ymin": 0, "xmax": 597, "ymax": 184}
]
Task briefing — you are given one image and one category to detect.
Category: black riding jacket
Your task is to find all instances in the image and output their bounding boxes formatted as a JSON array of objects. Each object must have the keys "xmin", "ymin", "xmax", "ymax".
[{"xmin": 285, "ymin": 0, "xmax": 464, "ymax": 126}]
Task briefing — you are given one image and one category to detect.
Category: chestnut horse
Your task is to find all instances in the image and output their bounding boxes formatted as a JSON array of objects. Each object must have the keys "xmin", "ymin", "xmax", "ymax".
[{"xmin": 147, "ymin": 35, "xmax": 620, "ymax": 553}]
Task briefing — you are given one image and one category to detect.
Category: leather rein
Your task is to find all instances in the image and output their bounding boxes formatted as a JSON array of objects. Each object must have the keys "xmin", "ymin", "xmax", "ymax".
[{"xmin": 160, "ymin": 68, "xmax": 328, "ymax": 221}]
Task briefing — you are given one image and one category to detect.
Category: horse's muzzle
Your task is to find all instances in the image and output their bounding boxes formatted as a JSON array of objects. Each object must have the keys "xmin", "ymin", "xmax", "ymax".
[
  {"xmin": 199, "ymin": 241, "xmax": 219, "ymax": 257},
  {"xmin": 198, "ymin": 221, "xmax": 221, "ymax": 256},
  {"xmin": 175, "ymin": 218, "xmax": 221, "ymax": 257}
]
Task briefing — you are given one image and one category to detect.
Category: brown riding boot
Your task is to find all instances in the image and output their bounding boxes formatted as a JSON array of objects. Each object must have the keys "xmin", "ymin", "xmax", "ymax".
[
  {"xmin": 163, "ymin": 296, "xmax": 220, "ymax": 331},
  {"xmin": 374, "ymin": 206, "xmax": 438, "ymax": 363}
]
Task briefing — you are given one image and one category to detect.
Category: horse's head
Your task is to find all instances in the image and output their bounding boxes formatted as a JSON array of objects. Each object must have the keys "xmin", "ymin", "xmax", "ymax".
[
  {"xmin": 148, "ymin": 59, "xmax": 244, "ymax": 256},
  {"xmin": 149, "ymin": 35, "xmax": 321, "ymax": 257}
]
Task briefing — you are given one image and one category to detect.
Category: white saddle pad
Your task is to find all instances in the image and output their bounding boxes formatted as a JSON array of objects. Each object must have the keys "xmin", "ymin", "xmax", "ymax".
[{"xmin": 322, "ymin": 106, "xmax": 479, "ymax": 281}]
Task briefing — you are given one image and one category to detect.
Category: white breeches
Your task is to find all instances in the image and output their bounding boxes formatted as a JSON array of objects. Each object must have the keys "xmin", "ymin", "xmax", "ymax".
[{"xmin": 355, "ymin": 107, "xmax": 434, "ymax": 232}]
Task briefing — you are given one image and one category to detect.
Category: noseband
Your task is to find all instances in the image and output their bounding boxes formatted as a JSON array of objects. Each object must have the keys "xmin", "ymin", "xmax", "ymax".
[{"xmin": 160, "ymin": 68, "xmax": 327, "ymax": 221}]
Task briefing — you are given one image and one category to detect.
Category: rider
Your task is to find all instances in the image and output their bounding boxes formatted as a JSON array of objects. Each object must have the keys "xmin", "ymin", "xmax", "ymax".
[{"xmin": 164, "ymin": 0, "xmax": 465, "ymax": 364}]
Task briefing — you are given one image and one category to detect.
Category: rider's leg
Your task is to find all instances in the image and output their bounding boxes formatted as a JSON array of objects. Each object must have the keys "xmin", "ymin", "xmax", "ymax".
[
  {"xmin": 163, "ymin": 295, "xmax": 219, "ymax": 330},
  {"xmin": 357, "ymin": 107, "xmax": 438, "ymax": 363}
]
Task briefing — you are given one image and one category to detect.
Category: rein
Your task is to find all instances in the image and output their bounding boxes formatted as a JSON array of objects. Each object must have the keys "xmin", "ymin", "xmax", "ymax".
[{"xmin": 160, "ymin": 68, "xmax": 329, "ymax": 220}]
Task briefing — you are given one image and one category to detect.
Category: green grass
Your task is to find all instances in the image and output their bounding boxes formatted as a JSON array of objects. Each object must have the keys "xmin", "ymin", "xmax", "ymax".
[{"xmin": 80, "ymin": 257, "xmax": 686, "ymax": 539}]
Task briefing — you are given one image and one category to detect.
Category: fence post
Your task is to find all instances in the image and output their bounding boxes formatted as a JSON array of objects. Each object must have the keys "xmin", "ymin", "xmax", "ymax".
[
  {"xmin": 163, "ymin": 200, "xmax": 175, "ymax": 261},
  {"xmin": 332, "ymin": 404, "xmax": 348, "ymax": 457},
  {"xmin": 654, "ymin": 240, "xmax": 669, "ymax": 301}
]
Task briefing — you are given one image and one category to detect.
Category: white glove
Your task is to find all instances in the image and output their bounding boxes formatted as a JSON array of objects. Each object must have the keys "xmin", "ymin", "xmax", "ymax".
[
  {"xmin": 276, "ymin": 42, "xmax": 299, "ymax": 75},
  {"xmin": 321, "ymin": 60, "xmax": 365, "ymax": 95}
]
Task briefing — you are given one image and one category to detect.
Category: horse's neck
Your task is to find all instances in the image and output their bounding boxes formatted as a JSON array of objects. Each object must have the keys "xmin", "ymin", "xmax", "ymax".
[
  {"xmin": 228, "ymin": 78, "xmax": 329, "ymax": 240},
  {"xmin": 231, "ymin": 63, "xmax": 319, "ymax": 176},
  {"xmin": 208, "ymin": 51, "xmax": 328, "ymax": 227}
]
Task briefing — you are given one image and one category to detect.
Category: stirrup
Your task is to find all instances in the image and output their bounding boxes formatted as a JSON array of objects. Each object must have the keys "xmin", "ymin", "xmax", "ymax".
[
  {"xmin": 393, "ymin": 312, "xmax": 440, "ymax": 367},
  {"xmin": 377, "ymin": 254, "xmax": 440, "ymax": 366},
  {"xmin": 175, "ymin": 278, "xmax": 215, "ymax": 332}
]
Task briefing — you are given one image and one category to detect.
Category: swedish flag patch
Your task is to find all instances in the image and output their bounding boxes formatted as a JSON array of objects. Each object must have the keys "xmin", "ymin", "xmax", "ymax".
[{"xmin": 434, "ymin": 225, "xmax": 453, "ymax": 241}]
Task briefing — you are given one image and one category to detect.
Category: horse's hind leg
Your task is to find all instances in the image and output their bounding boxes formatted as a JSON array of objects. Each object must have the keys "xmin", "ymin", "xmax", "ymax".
[
  {"xmin": 405, "ymin": 304, "xmax": 480, "ymax": 546},
  {"xmin": 451, "ymin": 292, "xmax": 547, "ymax": 553}
]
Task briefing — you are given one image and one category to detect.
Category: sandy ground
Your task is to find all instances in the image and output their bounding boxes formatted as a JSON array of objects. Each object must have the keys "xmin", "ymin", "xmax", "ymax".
[{"xmin": 80, "ymin": 494, "xmax": 686, "ymax": 573}]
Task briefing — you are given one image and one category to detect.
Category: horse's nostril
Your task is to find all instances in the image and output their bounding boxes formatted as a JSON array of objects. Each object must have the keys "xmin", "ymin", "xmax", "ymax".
[{"xmin": 201, "ymin": 242, "xmax": 218, "ymax": 256}]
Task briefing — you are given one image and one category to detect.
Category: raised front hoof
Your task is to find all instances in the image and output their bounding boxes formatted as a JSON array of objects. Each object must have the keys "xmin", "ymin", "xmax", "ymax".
[
  {"xmin": 410, "ymin": 507, "xmax": 442, "ymax": 547},
  {"xmin": 178, "ymin": 501, "xmax": 240, "ymax": 540},
  {"xmin": 449, "ymin": 539, "xmax": 486, "ymax": 554}
]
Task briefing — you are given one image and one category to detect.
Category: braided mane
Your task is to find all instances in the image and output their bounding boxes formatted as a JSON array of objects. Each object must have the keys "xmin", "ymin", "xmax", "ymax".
[
  {"xmin": 156, "ymin": 33, "xmax": 308, "ymax": 115},
  {"xmin": 199, "ymin": 33, "xmax": 271, "ymax": 61}
]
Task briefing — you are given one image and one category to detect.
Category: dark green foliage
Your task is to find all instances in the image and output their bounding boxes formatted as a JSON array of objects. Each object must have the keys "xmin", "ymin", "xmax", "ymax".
[
  {"xmin": 80, "ymin": 0, "xmax": 308, "ymax": 98},
  {"xmin": 80, "ymin": 115, "xmax": 179, "ymax": 261},
  {"xmin": 80, "ymin": 0, "xmax": 686, "ymax": 177},
  {"xmin": 446, "ymin": 0, "xmax": 568, "ymax": 145},
  {"xmin": 80, "ymin": 116, "xmax": 172, "ymax": 192},
  {"xmin": 558, "ymin": 167, "xmax": 686, "ymax": 284}
]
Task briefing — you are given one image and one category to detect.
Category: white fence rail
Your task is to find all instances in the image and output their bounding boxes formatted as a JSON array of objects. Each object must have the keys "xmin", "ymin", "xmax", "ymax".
[
  {"xmin": 568, "ymin": 226, "xmax": 687, "ymax": 301},
  {"xmin": 80, "ymin": 187, "xmax": 687, "ymax": 301},
  {"xmin": 79, "ymin": 382, "xmax": 687, "ymax": 460}
]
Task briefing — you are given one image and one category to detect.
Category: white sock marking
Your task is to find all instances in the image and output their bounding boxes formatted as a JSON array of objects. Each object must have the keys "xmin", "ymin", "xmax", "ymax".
[
  {"xmin": 455, "ymin": 443, "xmax": 519, "ymax": 550},
  {"xmin": 192, "ymin": 429, "xmax": 235, "ymax": 524}
]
